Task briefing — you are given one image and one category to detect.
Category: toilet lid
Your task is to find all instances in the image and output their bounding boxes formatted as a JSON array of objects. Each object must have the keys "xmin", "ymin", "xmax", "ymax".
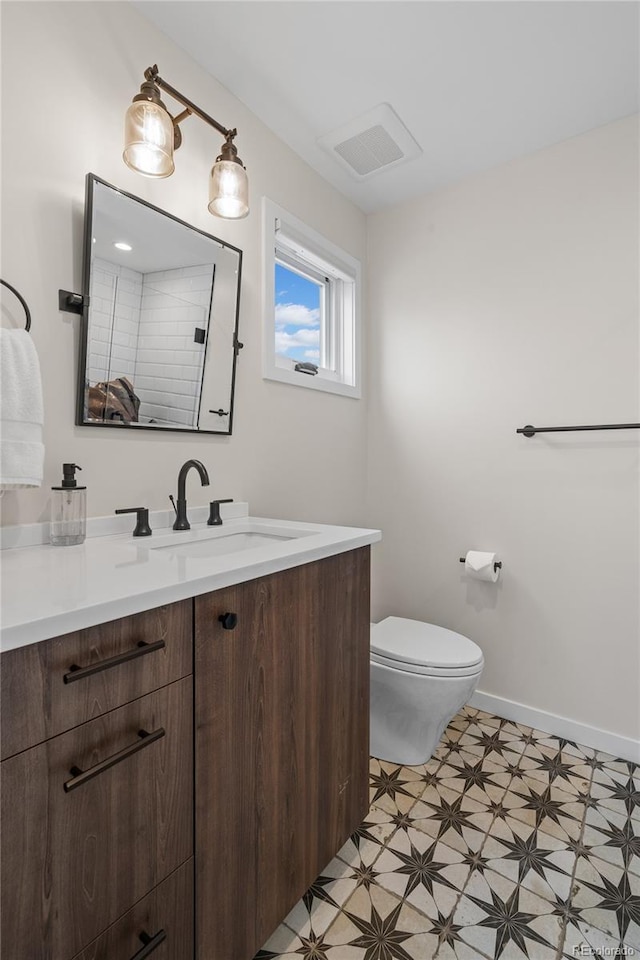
[{"xmin": 371, "ymin": 617, "xmax": 483, "ymax": 671}]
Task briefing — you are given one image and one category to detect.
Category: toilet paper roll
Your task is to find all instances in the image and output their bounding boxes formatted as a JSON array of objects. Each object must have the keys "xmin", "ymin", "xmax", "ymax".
[{"xmin": 464, "ymin": 551, "xmax": 500, "ymax": 583}]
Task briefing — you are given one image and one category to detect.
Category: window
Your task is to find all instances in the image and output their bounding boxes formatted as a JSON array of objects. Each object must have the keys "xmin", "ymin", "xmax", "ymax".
[{"xmin": 263, "ymin": 198, "xmax": 361, "ymax": 398}]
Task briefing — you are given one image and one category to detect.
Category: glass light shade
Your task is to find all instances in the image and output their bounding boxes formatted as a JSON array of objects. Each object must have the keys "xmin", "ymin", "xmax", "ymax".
[
  {"xmin": 208, "ymin": 160, "xmax": 249, "ymax": 219},
  {"xmin": 123, "ymin": 100, "xmax": 174, "ymax": 178}
]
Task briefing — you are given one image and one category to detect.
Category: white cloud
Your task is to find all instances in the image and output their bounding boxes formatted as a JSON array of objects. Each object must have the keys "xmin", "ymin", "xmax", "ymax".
[
  {"xmin": 303, "ymin": 349, "xmax": 320, "ymax": 360},
  {"xmin": 275, "ymin": 303, "xmax": 320, "ymax": 328},
  {"xmin": 275, "ymin": 328, "xmax": 320, "ymax": 354}
]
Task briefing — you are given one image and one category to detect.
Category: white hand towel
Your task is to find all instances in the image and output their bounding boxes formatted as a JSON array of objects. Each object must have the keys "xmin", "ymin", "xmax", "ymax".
[{"xmin": 0, "ymin": 328, "xmax": 44, "ymax": 488}]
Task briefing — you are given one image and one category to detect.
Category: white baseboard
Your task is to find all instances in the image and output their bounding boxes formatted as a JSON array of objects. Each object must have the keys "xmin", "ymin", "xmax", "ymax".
[{"xmin": 469, "ymin": 690, "xmax": 640, "ymax": 765}]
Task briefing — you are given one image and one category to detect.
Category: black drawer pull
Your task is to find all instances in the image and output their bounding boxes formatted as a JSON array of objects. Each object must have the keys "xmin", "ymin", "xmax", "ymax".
[
  {"xmin": 64, "ymin": 727, "xmax": 165, "ymax": 792},
  {"xmin": 130, "ymin": 929, "xmax": 167, "ymax": 960},
  {"xmin": 63, "ymin": 639, "xmax": 166, "ymax": 684}
]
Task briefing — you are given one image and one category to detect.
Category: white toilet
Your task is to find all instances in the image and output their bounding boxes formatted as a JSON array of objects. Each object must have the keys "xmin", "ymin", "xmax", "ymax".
[{"xmin": 370, "ymin": 617, "xmax": 484, "ymax": 766}]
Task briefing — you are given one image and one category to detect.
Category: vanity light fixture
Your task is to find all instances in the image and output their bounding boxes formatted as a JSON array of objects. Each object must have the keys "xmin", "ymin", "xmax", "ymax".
[{"xmin": 123, "ymin": 64, "xmax": 249, "ymax": 220}]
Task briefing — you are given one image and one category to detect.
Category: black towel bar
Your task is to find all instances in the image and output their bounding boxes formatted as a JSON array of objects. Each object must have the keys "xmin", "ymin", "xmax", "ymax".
[
  {"xmin": 0, "ymin": 279, "xmax": 31, "ymax": 332},
  {"xmin": 517, "ymin": 423, "xmax": 640, "ymax": 437}
]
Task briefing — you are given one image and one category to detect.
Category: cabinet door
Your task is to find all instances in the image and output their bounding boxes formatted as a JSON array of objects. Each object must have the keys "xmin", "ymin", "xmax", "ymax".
[
  {"xmin": 195, "ymin": 547, "xmax": 370, "ymax": 960},
  {"xmin": 71, "ymin": 860, "xmax": 193, "ymax": 960},
  {"xmin": 1, "ymin": 599, "xmax": 192, "ymax": 759},
  {"xmin": 1, "ymin": 677, "xmax": 193, "ymax": 960}
]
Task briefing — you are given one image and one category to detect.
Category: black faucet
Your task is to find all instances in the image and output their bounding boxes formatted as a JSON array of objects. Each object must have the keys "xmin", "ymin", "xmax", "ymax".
[{"xmin": 172, "ymin": 459, "xmax": 210, "ymax": 530}]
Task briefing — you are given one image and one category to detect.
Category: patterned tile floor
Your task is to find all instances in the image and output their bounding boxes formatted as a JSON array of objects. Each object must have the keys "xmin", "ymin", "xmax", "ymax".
[{"xmin": 254, "ymin": 706, "xmax": 640, "ymax": 960}]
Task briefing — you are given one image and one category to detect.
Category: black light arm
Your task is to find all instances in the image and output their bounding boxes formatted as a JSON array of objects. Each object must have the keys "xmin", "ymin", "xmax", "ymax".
[{"xmin": 145, "ymin": 65, "xmax": 234, "ymax": 141}]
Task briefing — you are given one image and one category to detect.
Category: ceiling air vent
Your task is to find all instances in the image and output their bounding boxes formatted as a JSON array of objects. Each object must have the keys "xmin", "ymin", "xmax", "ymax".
[{"xmin": 317, "ymin": 103, "xmax": 422, "ymax": 180}]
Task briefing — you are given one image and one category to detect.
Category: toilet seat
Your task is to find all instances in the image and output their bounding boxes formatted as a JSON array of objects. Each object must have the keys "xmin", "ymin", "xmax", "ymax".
[{"xmin": 371, "ymin": 617, "xmax": 484, "ymax": 678}]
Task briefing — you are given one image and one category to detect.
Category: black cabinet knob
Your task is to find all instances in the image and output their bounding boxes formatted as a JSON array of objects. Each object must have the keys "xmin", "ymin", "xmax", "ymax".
[{"xmin": 218, "ymin": 612, "xmax": 238, "ymax": 630}]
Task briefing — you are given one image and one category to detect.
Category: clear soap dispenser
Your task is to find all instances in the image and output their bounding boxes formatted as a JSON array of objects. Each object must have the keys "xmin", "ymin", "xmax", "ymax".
[{"xmin": 50, "ymin": 463, "xmax": 87, "ymax": 546}]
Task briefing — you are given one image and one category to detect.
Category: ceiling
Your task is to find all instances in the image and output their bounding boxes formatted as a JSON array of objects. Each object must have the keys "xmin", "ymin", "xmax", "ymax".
[{"xmin": 133, "ymin": 1, "xmax": 639, "ymax": 214}]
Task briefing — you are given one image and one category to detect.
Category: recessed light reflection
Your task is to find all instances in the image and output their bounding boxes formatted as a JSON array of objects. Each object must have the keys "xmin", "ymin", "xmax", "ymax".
[{"xmin": 114, "ymin": 241, "xmax": 133, "ymax": 251}]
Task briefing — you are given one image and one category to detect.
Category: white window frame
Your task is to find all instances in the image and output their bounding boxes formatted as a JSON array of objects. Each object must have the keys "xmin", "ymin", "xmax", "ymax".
[{"xmin": 262, "ymin": 197, "xmax": 361, "ymax": 399}]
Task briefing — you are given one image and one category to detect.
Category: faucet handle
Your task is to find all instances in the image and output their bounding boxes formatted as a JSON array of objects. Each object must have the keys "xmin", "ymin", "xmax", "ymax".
[
  {"xmin": 115, "ymin": 506, "xmax": 152, "ymax": 537},
  {"xmin": 207, "ymin": 499, "xmax": 234, "ymax": 526}
]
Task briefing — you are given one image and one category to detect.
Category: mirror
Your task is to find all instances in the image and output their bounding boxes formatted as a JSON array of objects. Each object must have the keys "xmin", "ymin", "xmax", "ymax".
[{"xmin": 77, "ymin": 174, "xmax": 242, "ymax": 434}]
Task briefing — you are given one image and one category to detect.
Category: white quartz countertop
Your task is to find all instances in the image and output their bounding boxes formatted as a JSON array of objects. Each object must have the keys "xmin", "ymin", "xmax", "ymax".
[{"xmin": 0, "ymin": 509, "xmax": 381, "ymax": 652}]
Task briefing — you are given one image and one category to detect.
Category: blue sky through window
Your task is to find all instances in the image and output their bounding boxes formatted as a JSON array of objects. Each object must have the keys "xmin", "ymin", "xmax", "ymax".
[{"xmin": 275, "ymin": 262, "xmax": 321, "ymax": 362}]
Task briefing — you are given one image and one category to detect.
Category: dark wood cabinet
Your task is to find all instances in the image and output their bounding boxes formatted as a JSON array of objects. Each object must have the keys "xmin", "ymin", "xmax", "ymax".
[
  {"xmin": 0, "ymin": 546, "xmax": 371, "ymax": 960},
  {"xmin": 70, "ymin": 860, "xmax": 193, "ymax": 960},
  {"xmin": 1, "ymin": 600, "xmax": 192, "ymax": 760},
  {"xmin": 1, "ymin": 678, "xmax": 193, "ymax": 960},
  {"xmin": 194, "ymin": 547, "xmax": 370, "ymax": 960}
]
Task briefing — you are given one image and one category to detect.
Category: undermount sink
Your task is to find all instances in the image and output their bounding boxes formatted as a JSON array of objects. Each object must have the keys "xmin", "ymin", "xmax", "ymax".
[{"xmin": 148, "ymin": 520, "xmax": 315, "ymax": 560}]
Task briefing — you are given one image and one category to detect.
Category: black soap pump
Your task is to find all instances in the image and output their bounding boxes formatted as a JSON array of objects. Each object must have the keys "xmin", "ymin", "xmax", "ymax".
[{"xmin": 50, "ymin": 463, "xmax": 87, "ymax": 546}]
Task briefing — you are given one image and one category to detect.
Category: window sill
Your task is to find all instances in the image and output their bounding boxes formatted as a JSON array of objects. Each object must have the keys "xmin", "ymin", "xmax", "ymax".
[{"xmin": 263, "ymin": 365, "xmax": 361, "ymax": 399}]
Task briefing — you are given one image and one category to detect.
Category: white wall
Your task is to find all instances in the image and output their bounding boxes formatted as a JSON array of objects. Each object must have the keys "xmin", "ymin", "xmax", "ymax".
[
  {"xmin": 366, "ymin": 116, "xmax": 640, "ymax": 743},
  {"xmin": 0, "ymin": 1, "xmax": 368, "ymax": 527}
]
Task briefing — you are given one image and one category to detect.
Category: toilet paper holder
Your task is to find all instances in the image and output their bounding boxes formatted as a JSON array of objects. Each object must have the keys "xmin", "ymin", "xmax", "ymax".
[{"xmin": 459, "ymin": 557, "xmax": 502, "ymax": 573}]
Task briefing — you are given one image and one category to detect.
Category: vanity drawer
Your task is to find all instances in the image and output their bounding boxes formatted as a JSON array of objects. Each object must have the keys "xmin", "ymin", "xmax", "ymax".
[
  {"xmin": 1, "ymin": 599, "xmax": 192, "ymax": 758},
  {"xmin": 71, "ymin": 859, "xmax": 194, "ymax": 960},
  {"xmin": 1, "ymin": 677, "xmax": 193, "ymax": 960}
]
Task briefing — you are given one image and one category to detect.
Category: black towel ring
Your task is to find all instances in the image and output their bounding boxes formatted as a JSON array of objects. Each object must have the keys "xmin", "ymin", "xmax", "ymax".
[{"xmin": 0, "ymin": 279, "xmax": 32, "ymax": 332}]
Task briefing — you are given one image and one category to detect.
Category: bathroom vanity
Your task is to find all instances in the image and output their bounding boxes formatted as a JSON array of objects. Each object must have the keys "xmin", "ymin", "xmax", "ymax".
[{"xmin": 0, "ymin": 511, "xmax": 379, "ymax": 960}]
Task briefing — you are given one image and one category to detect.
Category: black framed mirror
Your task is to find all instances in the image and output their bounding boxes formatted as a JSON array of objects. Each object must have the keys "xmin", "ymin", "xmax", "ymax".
[{"xmin": 76, "ymin": 174, "xmax": 242, "ymax": 435}]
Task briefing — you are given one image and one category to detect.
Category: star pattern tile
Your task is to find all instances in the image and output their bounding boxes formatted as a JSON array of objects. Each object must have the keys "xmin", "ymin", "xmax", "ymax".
[
  {"xmin": 374, "ymin": 827, "xmax": 469, "ymax": 918},
  {"xmin": 436, "ymin": 752, "xmax": 511, "ymax": 805},
  {"xmin": 533, "ymin": 733, "xmax": 592, "ymax": 762},
  {"xmin": 454, "ymin": 868, "xmax": 561, "ymax": 959},
  {"xmin": 521, "ymin": 748, "xmax": 592, "ymax": 796},
  {"xmin": 324, "ymin": 885, "xmax": 440, "ymax": 959},
  {"xmin": 583, "ymin": 805, "xmax": 640, "ymax": 876},
  {"xmin": 429, "ymin": 908, "xmax": 465, "ymax": 948},
  {"xmin": 500, "ymin": 778, "xmax": 586, "ymax": 842},
  {"xmin": 369, "ymin": 760, "xmax": 427, "ymax": 815},
  {"xmin": 481, "ymin": 815, "xmax": 575, "ymax": 902},
  {"xmin": 295, "ymin": 932, "xmax": 331, "ymax": 959},
  {"xmin": 281, "ymin": 856, "xmax": 359, "ymax": 941},
  {"xmin": 254, "ymin": 707, "xmax": 640, "ymax": 960},
  {"xmin": 434, "ymin": 732, "xmax": 466, "ymax": 763},
  {"xmin": 457, "ymin": 735, "xmax": 524, "ymax": 770},
  {"xmin": 602, "ymin": 759, "xmax": 639, "ymax": 781},
  {"xmin": 407, "ymin": 785, "xmax": 494, "ymax": 856},
  {"xmin": 336, "ymin": 804, "xmax": 396, "ymax": 868},
  {"xmin": 592, "ymin": 767, "xmax": 640, "ymax": 822},
  {"xmin": 348, "ymin": 902, "xmax": 415, "ymax": 960},
  {"xmin": 572, "ymin": 856, "xmax": 640, "ymax": 948}
]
